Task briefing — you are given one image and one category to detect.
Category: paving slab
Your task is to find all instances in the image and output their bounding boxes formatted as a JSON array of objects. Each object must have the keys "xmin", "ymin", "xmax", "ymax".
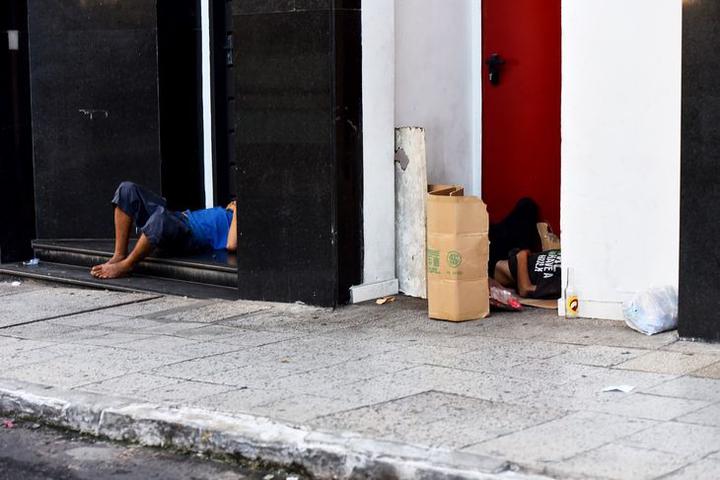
[
  {"xmin": 587, "ymin": 392, "xmax": 710, "ymax": 421},
  {"xmin": 510, "ymin": 367, "xmax": 676, "ymax": 412},
  {"xmin": 145, "ymin": 300, "xmax": 272, "ymax": 323},
  {"xmin": 616, "ymin": 421, "xmax": 720, "ymax": 459},
  {"xmin": 615, "ymin": 350, "xmax": 720, "ymax": 375},
  {"xmin": 547, "ymin": 345, "xmax": 648, "ymax": 367},
  {"xmin": 0, "ymin": 287, "xmax": 154, "ymax": 327},
  {"xmin": 661, "ymin": 338, "xmax": 720, "ymax": 356},
  {"xmin": 690, "ymin": 361, "xmax": 720, "ymax": 379},
  {"xmin": 554, "ymin": 443, "xmax": 691, "ymax": 480},
  {"xmin": 101, "ymin": 295, "xmax": 206, "ymax": 317},
  {"xmin": 675, "ymin": 403, "xmax": 720, "ymax": 428},
  {"xmin": 80, "ymin": 373, "xmax": 184, "ymax": 400},
  {"xmin": 0, "ymin": 279, "xmax": 44, "ymax": 297},
  {"xmin": 663, "ymin": 458, "xmax": 720, "ymax": 480},
  {"xmin": 642, "ymin": 375, "xmax": 720, "ymax": 402},
  {"xmin": 464, "ymin": 411, "xmax": 658, "ymax": 465},
  {"xmin": 45, "ymin": 310, "xmax": 135, "ymax": 328},
  {"xmin": 310, "ymin": 391, "xmax": 568, "ymax": 451},
  {"xmin": 4, "ymin": 347, "xmax": 186, "ymax": 389},
  {"xmin": 2, "ymin": 343, "xmax": 107, "ymax": 370}
]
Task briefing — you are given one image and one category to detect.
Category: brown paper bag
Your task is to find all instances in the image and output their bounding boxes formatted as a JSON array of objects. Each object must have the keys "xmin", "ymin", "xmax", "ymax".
[{"xmin": 426, "ymin": 185, "xmax": 490, "ymax": 321}]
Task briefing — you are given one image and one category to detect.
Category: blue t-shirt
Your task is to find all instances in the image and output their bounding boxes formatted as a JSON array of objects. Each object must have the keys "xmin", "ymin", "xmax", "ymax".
[{"xmin": 185, "ymin": 207, "xmax": 233, "ymax": 250}]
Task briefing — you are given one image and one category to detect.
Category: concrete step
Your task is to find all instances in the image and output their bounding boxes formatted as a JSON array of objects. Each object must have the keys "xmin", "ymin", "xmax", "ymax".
[
  {"xmin": 0, "ymin": 261, "xmax": 239, "ymax": 300},
  {"xmin": 32, "ymin": 239, "xmax": 237, "ymax": 288}
]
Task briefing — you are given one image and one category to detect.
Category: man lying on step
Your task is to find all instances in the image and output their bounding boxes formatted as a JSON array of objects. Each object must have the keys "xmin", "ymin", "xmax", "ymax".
[{"xmin": 91, "ymin": 181, "xmax": 237, "ymax": 279}]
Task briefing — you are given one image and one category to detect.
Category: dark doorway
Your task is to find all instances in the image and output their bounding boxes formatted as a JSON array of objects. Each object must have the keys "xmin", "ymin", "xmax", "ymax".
[
  {"xmin": 0, "ymin": 0, "xmax": 35, "ymax": 263},
  {"xmin": 157, "ymin": 0, "xmax": 206, "ymax": 211}
]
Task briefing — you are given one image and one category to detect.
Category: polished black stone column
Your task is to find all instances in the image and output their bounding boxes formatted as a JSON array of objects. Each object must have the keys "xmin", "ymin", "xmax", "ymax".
[
  {"xmin": 28, "ymin": 0, "xmax": 162, "ymax": 239},
  {"xmin": 0, "ymin": 0, "xmax": 35, "ymax": 262},
  {"xmin": 679, "ymin": 0, "xmax": 720, "ymax": 341},
  {"xmin": 232, "ymin": 1, "xmax": 363, "ymax": 306}
]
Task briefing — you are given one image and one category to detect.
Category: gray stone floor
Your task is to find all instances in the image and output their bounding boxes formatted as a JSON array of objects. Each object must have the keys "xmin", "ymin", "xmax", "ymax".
[{"xmin": 1, "ymin": 279, "xmax": 719, "ymax": 479}]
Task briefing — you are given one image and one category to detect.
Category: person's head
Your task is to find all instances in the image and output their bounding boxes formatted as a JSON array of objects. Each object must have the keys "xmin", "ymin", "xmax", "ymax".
[{"xmin": 493, "ymin": 260, "xmax": 516, "ymax": 289}]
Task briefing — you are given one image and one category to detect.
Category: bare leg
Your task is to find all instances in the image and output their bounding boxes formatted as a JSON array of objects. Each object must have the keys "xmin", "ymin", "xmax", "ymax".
[
  {"xmin": 91, "ymin": 233, "xmax": 154, "ymax": 279},
  {"xmin": 515, "ymin": 250, "xmax": 537, "ymax": 298},
  {"xmin": 91, "ymin": 207, "xmax": 133, "ymax": 275}
]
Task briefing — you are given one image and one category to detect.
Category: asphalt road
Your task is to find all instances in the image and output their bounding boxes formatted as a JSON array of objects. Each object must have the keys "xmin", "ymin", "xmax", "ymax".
[{"xmin": 0, "ymin": 419, "xmax": 308, "ymax": 480}]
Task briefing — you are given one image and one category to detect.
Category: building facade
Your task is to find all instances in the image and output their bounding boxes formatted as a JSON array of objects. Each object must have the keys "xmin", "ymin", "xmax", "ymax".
[{"xmin": 1, "ymin": 0, "xmax": 718, "ymax": 340}]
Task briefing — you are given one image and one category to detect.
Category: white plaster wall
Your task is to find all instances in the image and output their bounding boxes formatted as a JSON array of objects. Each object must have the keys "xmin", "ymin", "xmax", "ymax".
[
  {"xmin": 561, "ymin": 0, "xmax": 682, "ymax": 319},
  {"xmin": 395, "ymin": 0, "xmax": 481, "ymax": 194},
  {"xmin": 357, "ymin": 0, "xmax": 398, "ymax": 292}
]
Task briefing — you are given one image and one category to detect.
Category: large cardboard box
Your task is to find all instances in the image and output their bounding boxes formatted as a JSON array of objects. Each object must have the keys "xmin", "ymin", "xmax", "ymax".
[{"xmin": 426, "ymin": 185, "xmax": 490, "ymax": 321}]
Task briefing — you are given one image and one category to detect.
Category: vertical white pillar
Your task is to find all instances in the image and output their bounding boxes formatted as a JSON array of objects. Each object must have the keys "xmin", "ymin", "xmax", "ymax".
[
  {"xmin": 200, "ymin": 0, "xmax": 215, "ymax": 208},
  {"xmin": 470, "ymin": 0, "xmax": 483, "ymax": 196}
]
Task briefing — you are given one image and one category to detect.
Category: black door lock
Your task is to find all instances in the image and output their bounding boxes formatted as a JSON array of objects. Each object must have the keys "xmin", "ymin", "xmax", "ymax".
[{"xmin": 486, "ymin": 53, "xmax": 505, "ymax": 86}]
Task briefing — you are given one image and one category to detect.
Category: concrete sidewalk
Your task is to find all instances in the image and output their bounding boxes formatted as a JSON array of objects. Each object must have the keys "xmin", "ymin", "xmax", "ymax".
[{"xmin": 1, "ymin": 278, "xmax": 719, "ymax": 479}]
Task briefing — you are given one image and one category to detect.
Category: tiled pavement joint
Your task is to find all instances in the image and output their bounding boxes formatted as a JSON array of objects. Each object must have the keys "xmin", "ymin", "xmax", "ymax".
[
  {"xmin": 0, "ymin": 295, "xmax": 163, "ymax": 330},
  {"xmin": 0, "ymin": 378, "xmax": 547, "ymax": 480}
]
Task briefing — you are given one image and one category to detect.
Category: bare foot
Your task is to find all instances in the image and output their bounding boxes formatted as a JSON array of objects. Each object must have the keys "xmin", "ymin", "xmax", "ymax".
[
  {"xmin": 90, "ymin": 254, "xmax": 126, "ymax": 276},
  {"xmin": 91, "ymin": 260, "xmax": 133, "ymax": 279}
]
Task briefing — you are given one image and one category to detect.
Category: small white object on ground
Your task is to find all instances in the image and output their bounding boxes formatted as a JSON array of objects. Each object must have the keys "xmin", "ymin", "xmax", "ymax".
[
  {"xmin": 602, "ymin": 385, "xmax": 635, "ymax": 393},
  {"xmin": 11, "ymin": 281, "xmax": 21, "ymax": 287},
  {"xmin": 286, "ymin": 476, "xmax": 299, "ymax": 480},
  {"xmin": 22, "ymin": 258, "xmax": 40, "ymax": 266},
  {"xmin": 262, "ymin": 475, "xmax": 274, "ymax": 480}
]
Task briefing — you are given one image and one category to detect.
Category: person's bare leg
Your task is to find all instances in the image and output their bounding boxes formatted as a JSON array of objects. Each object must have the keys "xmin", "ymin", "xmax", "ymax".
[
  {"xmin": 91, "ymin": 207, "xmax": 133, "ymax": 275},
  {"xmin": 92, "ymin": 233, "xmax": 154, "ymax": 279},
  {"xmin": 515, "ymin": 250, "xmax": 537, "ymax": 298}
]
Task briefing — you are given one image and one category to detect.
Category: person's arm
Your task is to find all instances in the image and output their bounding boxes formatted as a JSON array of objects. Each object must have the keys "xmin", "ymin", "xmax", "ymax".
[{"xmin": 226, "ymin": 201, "xmax": 238, "ymax": 252}]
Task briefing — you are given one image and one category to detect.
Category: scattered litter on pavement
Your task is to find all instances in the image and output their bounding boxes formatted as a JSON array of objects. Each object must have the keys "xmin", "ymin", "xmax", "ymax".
[
  {"xmin": 280, "ymin": 358, "xmax": 290, "ymax": 364},
  {"xmin": 489, "ymin": 280, "xmax": 522, "ymax": 311},
  {"xmin": 263, "ymin": 475, "xmax": 274, "ymax": 480},
  {"xmin": 602, "ymin": 385, "xmax": 635, "ymax": 393},
  {"xmin": 3, "ymin": 419, "xmax": 15, "ymax": 429},
  {"xmin": 22, "ymin": 258, "xmax": 40, "ymax": 266},
  {"xmin": 11, "ymin": 281, "xmax": 22, "ymax": 287},
  {"xmin": 286, "ymin": 476, "xmax": 299, "ymax": 480},
  {"xmin": 376, "ymin": 296, "xmax": 396, "ymax": 305}
]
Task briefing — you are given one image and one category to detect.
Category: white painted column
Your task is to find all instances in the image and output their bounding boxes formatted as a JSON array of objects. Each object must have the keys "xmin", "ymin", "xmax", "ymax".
[
  {"xmin": 200, "ymin": 0, "xmax": 215, "ymax": 208},
  {"xmin": 350, "ymin": 0, "xmax": 399, "ymax": 303},
  {"xmin": 561, "ymin": 0, "xmax": 682, "ymax": 319},
  {"xmin": 470, "ymin": 0, "xmax": 482, "ymax": 196}
]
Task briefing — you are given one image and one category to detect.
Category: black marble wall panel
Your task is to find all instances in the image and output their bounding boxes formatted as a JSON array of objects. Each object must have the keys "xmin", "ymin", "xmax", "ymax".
[
  {"xmin": 233, "ymin": 2, "xmax": 362, "ymax": 306},
  {"xmin": 0, "ymin": 0, "xmax": 36, "ymax": 262},
  {"xmin": 28, "ymin": 0, "xmax": 161, "ymax": 238},
  {"xmin": 679, "ymin": 0, "xmax": 720, "ymax": 341}
]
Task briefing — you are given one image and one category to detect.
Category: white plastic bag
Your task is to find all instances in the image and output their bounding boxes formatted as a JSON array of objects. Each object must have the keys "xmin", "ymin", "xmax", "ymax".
[{"xmin": 623, "ymin": 286, "xmax": 678, "ymax": 336}]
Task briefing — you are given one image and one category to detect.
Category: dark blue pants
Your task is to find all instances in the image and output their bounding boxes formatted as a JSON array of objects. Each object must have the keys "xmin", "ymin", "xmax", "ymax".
[{"xmin": 112, "ymin": 181, "xmax": 198, "ymax": 254}]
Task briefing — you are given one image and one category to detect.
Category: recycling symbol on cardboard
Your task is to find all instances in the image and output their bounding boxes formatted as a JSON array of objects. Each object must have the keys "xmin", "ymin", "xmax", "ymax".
[{"xmin": 447, "ymin": 251, "xmax": 463, "ymax": 268}]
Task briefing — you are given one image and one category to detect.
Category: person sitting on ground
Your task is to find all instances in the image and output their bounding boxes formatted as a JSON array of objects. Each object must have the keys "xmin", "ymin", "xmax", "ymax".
[
  {"xmin": 91, "ymin": 181, "xmax": 238, "ymax": 279},
  {"xmin": 494, "ymin": 249, "xmax": 561, "ymax": 299}
]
